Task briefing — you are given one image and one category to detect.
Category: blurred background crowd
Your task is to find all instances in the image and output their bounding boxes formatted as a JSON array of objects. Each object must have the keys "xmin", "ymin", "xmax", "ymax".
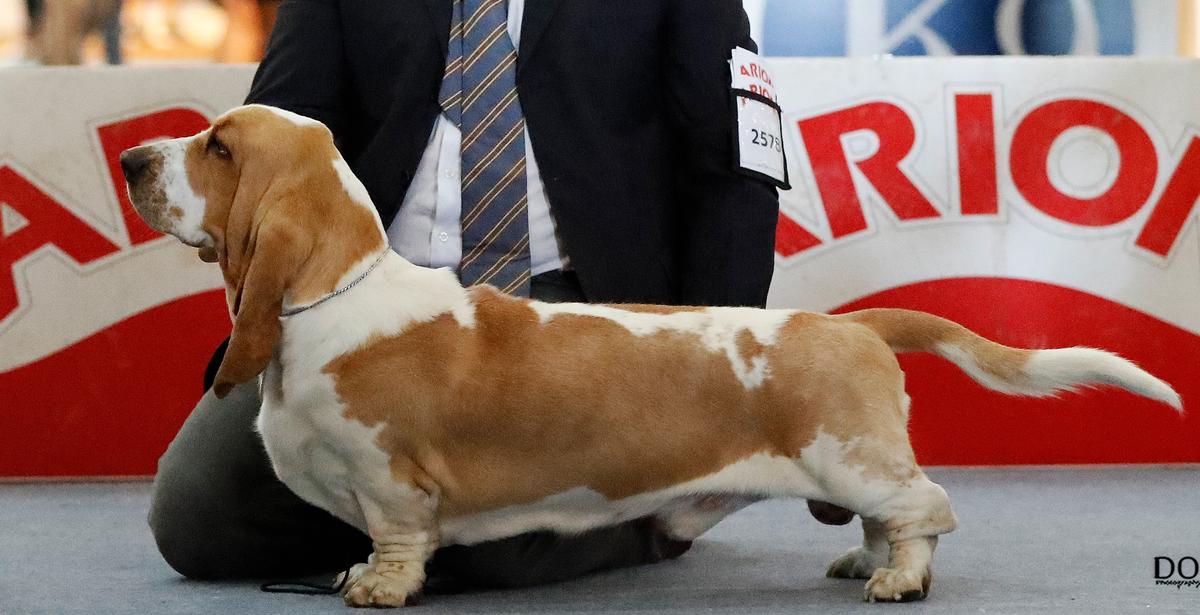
[
  {"xmin": 1, "ymin": 0, "xmax": 1200, "ymax": 66},
  {"xmin": 0, "ymin": 0, "xmax": 276, "ymax": 65}
]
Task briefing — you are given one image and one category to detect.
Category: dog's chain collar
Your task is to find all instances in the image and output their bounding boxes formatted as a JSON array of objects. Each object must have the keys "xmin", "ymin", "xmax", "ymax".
[{"xmin": 279, "ymin": 250, "xmax": 389, "ymax": 318}]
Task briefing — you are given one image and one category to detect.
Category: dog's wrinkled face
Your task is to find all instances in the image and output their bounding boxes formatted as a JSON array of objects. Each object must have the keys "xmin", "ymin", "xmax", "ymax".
[
  {"xmin": 120, "ymin": 104, "xmax": 331, "ymax": 264},
  {"xmin": 120, "ymin": 126, "xmax": 214, "ymax": 254},
  {"xmin": 121, "ymin": 104, "xmax": 352, "ymax": 397}
]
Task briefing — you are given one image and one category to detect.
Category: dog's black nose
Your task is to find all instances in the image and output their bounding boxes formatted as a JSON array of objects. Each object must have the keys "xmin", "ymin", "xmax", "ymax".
[{"xmin": 120, "ymin": 147, "xmax": 153, "ymax": 182}]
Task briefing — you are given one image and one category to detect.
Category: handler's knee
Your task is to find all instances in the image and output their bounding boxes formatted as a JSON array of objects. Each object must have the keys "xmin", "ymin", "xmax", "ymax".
[
  {"xmin": 148, "ymin": 456, "xmax": 231, "ymax": 579},
  {"xmin": 146, "ymin": 382, "xmax": 267, "ymax": 579}
]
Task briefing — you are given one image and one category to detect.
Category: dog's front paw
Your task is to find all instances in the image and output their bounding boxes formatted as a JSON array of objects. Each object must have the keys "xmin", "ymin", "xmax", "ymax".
[
  {"xmin": 863, "ymin": 566, "xmax": 930, "ymax": 603},
  {"xmin": 336, "ymin": 562, "xmax": 370, "ymax": 589},
  {"xmin": 340, "ymin": 563, "xmax": 424, "ymax": 608},
  {"xmin": 826, "ymin": 546, "xmax": 887, "ymax": 579}
]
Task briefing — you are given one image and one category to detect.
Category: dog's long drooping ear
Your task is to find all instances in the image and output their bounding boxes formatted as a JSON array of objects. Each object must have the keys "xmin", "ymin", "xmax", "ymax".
[{"xmin": 212, "ymin": 215, "xmax": 309, "ymax": 398}]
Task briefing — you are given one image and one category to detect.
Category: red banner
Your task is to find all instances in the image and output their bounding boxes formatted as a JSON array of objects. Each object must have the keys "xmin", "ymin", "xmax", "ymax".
[
  {"xmin": 2, "ymin": 62, "xmax": 1196, "ymax": 477},
  {"xmin": 770, "ymin": 58, "xmax": 1199, "ymax": 464}
]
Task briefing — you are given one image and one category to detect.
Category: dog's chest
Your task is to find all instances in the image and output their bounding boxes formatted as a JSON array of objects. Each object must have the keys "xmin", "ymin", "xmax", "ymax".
[{"xmin": 256, "ymin": 364, "xmax": 392, "ymax": 533}]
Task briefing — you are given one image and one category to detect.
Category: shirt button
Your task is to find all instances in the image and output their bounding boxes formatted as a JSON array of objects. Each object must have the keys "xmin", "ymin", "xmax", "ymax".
[
  {"xmin": 443, "ymin": 170, "xmax": 457, "ymax": 179},
  {"xmin": 438, "ymin": 232, "xmax": 449, "ymax": 242}
]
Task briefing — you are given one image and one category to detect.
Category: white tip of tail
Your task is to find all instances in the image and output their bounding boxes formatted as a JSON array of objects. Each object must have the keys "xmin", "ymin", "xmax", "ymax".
[{"xmin": 1024, "ymin": 348, "xmax": 1183, "ymax": 413}]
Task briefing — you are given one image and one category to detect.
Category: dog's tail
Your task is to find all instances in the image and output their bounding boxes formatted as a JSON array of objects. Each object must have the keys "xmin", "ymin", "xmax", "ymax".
[{"xmin": 838, "ymin": 308, "xmax": 1182, "ymax": 412}]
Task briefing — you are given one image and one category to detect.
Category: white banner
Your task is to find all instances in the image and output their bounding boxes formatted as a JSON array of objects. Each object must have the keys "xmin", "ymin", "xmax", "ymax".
[
  {"xmin": 767, "ymin": 57, "xmax": 1200, "ymax": 331},
  {"xmin": 2, "ymin": 59, "xmax": 1197, "ymax": 476}
]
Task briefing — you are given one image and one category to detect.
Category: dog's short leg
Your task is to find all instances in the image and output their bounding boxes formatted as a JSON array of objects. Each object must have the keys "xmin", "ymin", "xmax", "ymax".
[
  {"xmin": 863, "ymin": 534, "xmax": 936, "ymax": 602},
  {"xmin": 860, "ymin": 478, "xmax": 956, "ymax": 603},
  {"xmin": 340, "ymin": 486, "xmax": 439, "ymax": 608},
  {"xmin": 825, "ymin": 517, "xmax": 888, "ymax": 579}
]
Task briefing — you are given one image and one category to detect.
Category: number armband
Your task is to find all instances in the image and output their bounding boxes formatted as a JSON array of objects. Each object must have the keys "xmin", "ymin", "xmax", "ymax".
[{"xmin": 731, "ymin": 87, "xmax": 790, "ymax": 189}]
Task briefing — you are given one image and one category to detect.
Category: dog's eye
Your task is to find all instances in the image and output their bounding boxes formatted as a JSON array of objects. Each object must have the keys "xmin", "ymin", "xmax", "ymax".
[{"xmin": 208, "ymin": 136, "xmax": 231, "ymax": 159}]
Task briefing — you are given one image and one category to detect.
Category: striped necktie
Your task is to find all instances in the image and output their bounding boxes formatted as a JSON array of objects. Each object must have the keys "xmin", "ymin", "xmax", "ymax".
[{"xmin": 438, "ymin": 0, "xmax": 531, "ymax": 296}]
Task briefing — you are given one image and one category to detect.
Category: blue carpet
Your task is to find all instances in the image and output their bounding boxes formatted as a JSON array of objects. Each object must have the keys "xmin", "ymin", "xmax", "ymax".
[{"xmin": 2, "ymin": 466, "xmax": 1198, "ymax": 614}]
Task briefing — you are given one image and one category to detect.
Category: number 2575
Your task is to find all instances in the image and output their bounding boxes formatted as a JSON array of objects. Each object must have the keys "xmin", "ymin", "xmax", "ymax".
[{"xmin": 750, "ymin": 129, "xmax": 782, "ymax": 152}]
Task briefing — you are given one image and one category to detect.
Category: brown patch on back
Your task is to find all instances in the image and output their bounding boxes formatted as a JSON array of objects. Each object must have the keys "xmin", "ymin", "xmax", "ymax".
[
  {"xmin": 605, "ymin": 304, "xmax": 705, "ymax": 315},
  {"xmin": 734, "ymin": 328, "xmax": 765, "ymax": 367},
  {"xmin": 328, "ymin": 290, "xmax": 920, "ymax": 519}
]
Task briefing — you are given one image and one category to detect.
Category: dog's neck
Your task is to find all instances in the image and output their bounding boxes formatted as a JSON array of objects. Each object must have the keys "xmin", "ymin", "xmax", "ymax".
[
  {"xmin": 280, "ymin": 248, "xmax": 390, "ymax": 317},
  {"xmin": 272, "ymin": 253, "xmax": 474, "ymax": 386},
  {"xmin": 282, "ymin": 173, "xmax": 391, "ymax": 309}
]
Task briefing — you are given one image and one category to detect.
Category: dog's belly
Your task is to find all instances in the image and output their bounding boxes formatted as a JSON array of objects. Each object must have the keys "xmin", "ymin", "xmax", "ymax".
[
  {"xmin": 260, "ymin": 390, "xmax": 819, "ymax": 546},
  {"xmin": 439, "ymin": 487, "xmax": 672, "ymax": 546},
  {"xmin": 440, "ymin": 452, "xmax": 817, "ymax": 546},
  {"xmin": 255, "ymin": 366, "xmax": 827, "ymax": 548}
]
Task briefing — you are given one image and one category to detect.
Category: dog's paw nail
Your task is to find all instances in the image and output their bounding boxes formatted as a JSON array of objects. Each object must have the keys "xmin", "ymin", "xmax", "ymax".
[{"xmin": 864, "ymin": 567, "xmax": 929, "ymax": 603}]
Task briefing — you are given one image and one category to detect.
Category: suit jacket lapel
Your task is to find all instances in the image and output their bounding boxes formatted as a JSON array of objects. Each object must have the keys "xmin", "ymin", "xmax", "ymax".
[
  {"xmin": 423, "ymin": 0, "xmax": 452, "ymax": 57},
  {"xmin": 518, "ymin": 0, "xmax": 564, "ymax": 75}
]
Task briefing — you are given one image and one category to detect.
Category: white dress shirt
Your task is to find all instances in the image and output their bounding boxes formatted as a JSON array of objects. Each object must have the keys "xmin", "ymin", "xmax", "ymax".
[{"xmin": 386, "ymin": 0, "xmax": 567, "ymax": 276}]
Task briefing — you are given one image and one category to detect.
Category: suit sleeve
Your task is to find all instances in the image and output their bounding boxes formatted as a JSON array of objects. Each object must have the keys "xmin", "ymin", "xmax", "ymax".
[
  {"xmin": 244, "ymin": 0, "xmax": 349, "ymax": 139},
  {"xmin": 664, "ymin": 0, "xmax": 779, "ymax": 308}
]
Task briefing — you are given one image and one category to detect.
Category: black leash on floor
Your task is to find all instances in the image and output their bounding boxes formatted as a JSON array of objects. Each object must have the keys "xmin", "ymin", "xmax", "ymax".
[{"xmin": 260, "ymin": 567, "xmax": 352, "ymax": 595}]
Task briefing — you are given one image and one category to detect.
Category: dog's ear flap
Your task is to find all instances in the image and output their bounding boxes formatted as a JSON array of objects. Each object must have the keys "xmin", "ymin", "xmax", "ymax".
[{"xmin": 212, "ymin": 220, "xmax": 308, "ymax": 398}]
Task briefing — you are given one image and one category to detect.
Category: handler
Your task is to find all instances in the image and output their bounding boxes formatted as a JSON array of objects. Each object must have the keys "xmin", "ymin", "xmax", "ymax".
[{"xmin": 148, "ymin": 0, "xmax": 780, "ymax": 588}]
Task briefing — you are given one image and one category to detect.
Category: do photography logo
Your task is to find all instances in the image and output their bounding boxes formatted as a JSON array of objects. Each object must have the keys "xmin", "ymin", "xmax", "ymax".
[{"xmin": 1154, "ymin": 557, "xmax": 1200, "ymax": 589}]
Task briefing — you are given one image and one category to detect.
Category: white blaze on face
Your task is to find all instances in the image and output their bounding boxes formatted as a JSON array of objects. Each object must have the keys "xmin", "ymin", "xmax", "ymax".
[
  {"xmin": 125, "ymin": 133, "xmax": 211, "ymax": 249},
  {"xmin": 155, "ymin": 135, "xmax": 210, "ymax": 247}
]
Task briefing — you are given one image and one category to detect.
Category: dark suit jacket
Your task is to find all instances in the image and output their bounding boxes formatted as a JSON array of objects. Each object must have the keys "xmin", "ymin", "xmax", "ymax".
[{"xmin": 246, "ymin": 0, "xmax": 779, "ymax": 306}]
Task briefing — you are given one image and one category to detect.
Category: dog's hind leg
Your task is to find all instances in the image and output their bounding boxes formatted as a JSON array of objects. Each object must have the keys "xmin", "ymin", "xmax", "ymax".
[
  {"xmin": 340, "ymin": 485, "xmax": 440, "ymax": 607},
  {"xmin": 825, "ymin": 517, "xmax": 888, "ymax": 579},
  {"xmin": 801, "ymin": 430, "xmax": 956, "ymax": 602},
  {"xmin": 848, "ymin": 476, "xmax": 956, "ymax": 602}
]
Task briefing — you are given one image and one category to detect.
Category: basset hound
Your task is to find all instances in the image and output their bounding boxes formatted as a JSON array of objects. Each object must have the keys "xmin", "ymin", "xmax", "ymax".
[{"xmin": 121, "ymin": 105, "xmax": 1182, "ymax": 607}]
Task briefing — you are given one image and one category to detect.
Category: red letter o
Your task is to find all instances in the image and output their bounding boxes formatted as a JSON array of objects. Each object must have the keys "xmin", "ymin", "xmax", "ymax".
[{"xmin": 1010, "ymin": 99, "xmax": 1156, "ymax": 226}]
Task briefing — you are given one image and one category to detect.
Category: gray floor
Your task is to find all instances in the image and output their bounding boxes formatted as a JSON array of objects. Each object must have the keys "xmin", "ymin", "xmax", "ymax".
[{"xmin": 2, "ymin": 467, "xmax": 1198, "ymax": 614}]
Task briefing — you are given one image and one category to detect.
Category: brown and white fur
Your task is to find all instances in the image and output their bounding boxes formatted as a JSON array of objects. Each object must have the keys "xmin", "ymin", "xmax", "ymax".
[{"xmin": 121, "ymin": 105, "xmax": 1182, "ymax": 607}]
